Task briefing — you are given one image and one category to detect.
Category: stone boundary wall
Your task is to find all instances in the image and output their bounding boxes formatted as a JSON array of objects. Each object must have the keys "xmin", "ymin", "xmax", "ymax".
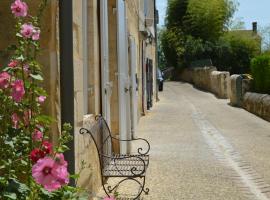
[
  {"xmin": 178, "ymin": 67, "xmax": 230, "ymax": 98},
  {"xmin": 210, "ymin": 71, "xmax": 230, "ymax": 99},
  {"xmin": 178, "ymin": 68, "xmax": 270, "ymax": 122},
  {"xmin": 242, "ymin": 92, "xmax": 270, "ymax": 121}
]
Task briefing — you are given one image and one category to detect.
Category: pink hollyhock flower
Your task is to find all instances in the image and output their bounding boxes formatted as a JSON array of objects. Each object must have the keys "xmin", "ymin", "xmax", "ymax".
[
  {"xmin": 20, "ymin": 24, "xmax": 34, "ymax": 39},
  {"xmin": 11, "ymin": 113, "xmax": 20, "ymax": 129},
  {"xmin": 11, "ymin": 80, "xmax": 25, "ymax": 102},
  {"xmin": 52, "ymin": 154, "xmax": 69, "ymax": 184},
  {"xmin": 0, "ymin": 72, "xmax": 11, "ymax": 89},
  {"xmin": 37, "ymin": 96, "xmax": 46, "ymax": 103},
  {"xmin": 30, "ymin": 148, "xmax": 46, "ymax": 163},
  {"xmin": 42, "ymin": 141, "xmax": 53, "ymax": 155},
  {"xmin": 55, "ymin": 153, "xmax": 68, "ymax": 167},
  {"xmin": 32, "ymin": 29, "xmax": 40, "ymax": 40},
  {"xmin": 32, "ymin": 156, "xmax": 69, "ymax": 192},
  {"xmin": 8, "ymin": 60, "xmax": 18, "ymax": 68},
  {"xmin": 32, "ymin": 129, "xmax": 43, "ymax": 141},
  {"xmin": 11, "ymin": 0, "xmax": 28, "ymax": 17}
]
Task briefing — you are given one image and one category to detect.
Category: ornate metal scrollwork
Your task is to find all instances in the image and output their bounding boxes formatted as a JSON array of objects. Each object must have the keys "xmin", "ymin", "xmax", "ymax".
[
  {"xmin": 105, "ymin": 177, "xmax": 149, "ymax": 199},
  {"xmin": 79, "ymin": 115, "xmax": 150, "ymax": 200}
]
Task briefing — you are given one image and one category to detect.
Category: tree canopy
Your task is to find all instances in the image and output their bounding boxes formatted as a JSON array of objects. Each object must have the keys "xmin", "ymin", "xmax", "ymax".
[{"xmin": 160, "ymin": 0, "xmax": 260, "ymax": 74}]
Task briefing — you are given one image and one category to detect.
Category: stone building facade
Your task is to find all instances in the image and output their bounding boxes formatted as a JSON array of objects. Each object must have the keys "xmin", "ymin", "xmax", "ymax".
[{"xmin": 0, "ymin": 0, "xmax": 158, "ymax": 197}]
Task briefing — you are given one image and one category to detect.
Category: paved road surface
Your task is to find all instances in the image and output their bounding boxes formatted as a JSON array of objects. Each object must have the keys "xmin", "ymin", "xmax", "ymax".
[{"xmin": 136, "ymin": 81, "xmax": 270, "ymax": 200}]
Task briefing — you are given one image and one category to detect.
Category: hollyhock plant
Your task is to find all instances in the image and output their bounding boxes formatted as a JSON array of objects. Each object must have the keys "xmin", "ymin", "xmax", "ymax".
[
  {"xmin": 11, "ymin": 0, "xmax": 28, "ymax": 17},
  {"xmin": 32, "ymin": 129, "xmax": 43, "ymax": 141},
  {"xmin": 1, "ymin": 1, "xmax": 87, "ymax": 198},
  {"xmin": 11, "ymin": 79, "xmax": 25, "ymax": 102},
  {"xmin": 38, "ymin": 95, "xmax": 46, "ymax": 103},
  {"xmin": 0, "ymin": 72, "xmax": 11, "ymax": 89},
  {"xmin": 32, "ymin": 28, "xmax": 41, "ymax": 41},
  {"xmin": 32, "ymin": 156, "xmax": 69, "ymax": 192},
  {"xmin": 42, "ymin": 141, "xmax": 53, "ymax": 154},
  {"xmin": 11, "ymin": 113, "xmax": 20, "ymax": 129},
  {"xmin": 20, "ymin": 23, "xmax": 34, "ymax": 39},
  {"xmin": 30, "ymin": 148, "xmax": 46, "ymax": 163},
  {"xmin": 55, "ymin": 153, "xmax": 68, "ymax": 166},
  {"xmin": 8, "ymin": 59, "xmax": 18, "ymax": 68}
]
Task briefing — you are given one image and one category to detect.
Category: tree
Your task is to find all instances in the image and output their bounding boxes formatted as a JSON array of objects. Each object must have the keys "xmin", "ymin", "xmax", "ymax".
[
  {"xmin": 157, "ymin": 28, "xmax": 167, "ymax": 69},
  {"xmin": 161, "ymin": 0, "xmax": 237, "ymax": 68},
  {"xmin": 182, "ymin": 0, "xmax": 237, "ymax": 41},
  {"xmin": 166, "ymin": 0, "xmax": 189, "ymax": 29}
]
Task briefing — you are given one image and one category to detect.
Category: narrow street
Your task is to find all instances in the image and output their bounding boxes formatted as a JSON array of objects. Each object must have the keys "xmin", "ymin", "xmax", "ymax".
[{"xmin": 138, "ymin": 81, "xmax": 270, "ymax": 200}]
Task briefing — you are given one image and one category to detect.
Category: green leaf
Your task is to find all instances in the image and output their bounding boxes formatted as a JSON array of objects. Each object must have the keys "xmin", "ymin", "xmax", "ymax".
[
  {"xmin": 17, "ymin": 55, "xmax": 25, "ymax": 61},
  {"xmin": 57, "ymin": 145, "xmax": 70, "ymax": 153},
  {"xmin": 69, "ymin": 174, "xmax": 80, "ymax": 180},
  {"xmin": 3, "ymin": 192, "xmax": 17, "ymax": 199},
  {"xmin": 2, "ymin": 67, "xmax": 10, "ymax": 72},
  {"xmin": 30, "ymin": 74, "xmax": 44, "ymax": 81},
  {"xmin": 16, "ymin": 33, "xmax": 23, "ymax": 38},
  {"xmin": 4, "ymin": 141, "xmax": 14, "ymax": 148},
  {"xmin": 20, "ymin": 160, "xmax": 28, "ymax": 166}
]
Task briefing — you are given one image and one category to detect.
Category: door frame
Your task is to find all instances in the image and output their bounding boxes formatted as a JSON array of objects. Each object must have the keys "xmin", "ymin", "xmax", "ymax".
[
  {"xmin": 100, "ymin": 0, "xmax": 111, "ymax": 126},
  {"xmin": 129, "ymin": 36, "xmax": 138, "ymax": 138},
  {"xmin": 116, "ymin": 0, "xmax": 131, "ymax": 154}
]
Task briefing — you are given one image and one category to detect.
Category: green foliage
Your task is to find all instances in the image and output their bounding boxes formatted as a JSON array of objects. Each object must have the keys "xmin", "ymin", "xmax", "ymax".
[
  {"xmin": 222, "ymin": 32, "xmax": 260, "ymax": 73},
  {"xmin": 251, "ymin": 55, "xmax": 270, "ymax": 94},
  {"xmin": 157, "ymin": 28, "xmax": 167, "ymax": 69},
  {"xmin": 160, "ymin": 28, "xmax": 185, "ymax": 68},
  {"xmin": 0, "ymin": 1, "xmax": 89, "ymax": 199},
  {"xmin": 166, "ymin": 0, "xmax": 189, "ymax": 29},
  {"xmin": 161, "ymin": 0, "xmax": 238, "ymax": 69},
  {"xmin": 183, "ymin": 0, "xmax": 233, "ymax": 41}
]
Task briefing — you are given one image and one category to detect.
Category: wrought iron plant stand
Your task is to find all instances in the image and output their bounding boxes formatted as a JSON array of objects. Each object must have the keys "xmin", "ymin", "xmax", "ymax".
[{"xmin": 79, "ymin": 115, "xmax": 150, "ymax": 199}]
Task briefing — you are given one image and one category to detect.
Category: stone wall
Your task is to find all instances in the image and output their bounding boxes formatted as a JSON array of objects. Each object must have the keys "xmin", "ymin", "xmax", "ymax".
[
  {"xmin": 179, "ymin": 68, "xmax": 270, "ymax": 122},
  {"xmin": 72, "ymin": 0, "xmax": 102, "ymax": 196},
  {"xmin": 230, "ymin": 75, "xmax": 243, "ymax": 106},
  {"xmin": 210, "ymin": 71, "xmax": 230, "ymax": 99},
  {"xmin": 192, "ymin": 67, "xmax": 216, "ymax": 91},
  {"xmin": 242, "ymin": 92, "xmax": 270, "ymax": 121},
  {"xmin": 179, "ymin": 67, "xmax": 230, "ymax": 99}
]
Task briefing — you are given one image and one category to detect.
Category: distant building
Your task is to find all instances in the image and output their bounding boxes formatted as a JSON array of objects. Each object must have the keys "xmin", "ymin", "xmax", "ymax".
[{"xmin": 229, "ymin": 22, "xmax": 262, "ymax": 52}]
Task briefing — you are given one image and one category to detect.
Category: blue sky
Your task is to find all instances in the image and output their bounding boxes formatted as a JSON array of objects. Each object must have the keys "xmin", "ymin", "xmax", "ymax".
[
  {"xmin": 156, "ymin": 0, "xmax": 270, "ymax": 29},
  {"xmin": 156, "ymin": 0, "xmax": 167, "ymax": 27}
]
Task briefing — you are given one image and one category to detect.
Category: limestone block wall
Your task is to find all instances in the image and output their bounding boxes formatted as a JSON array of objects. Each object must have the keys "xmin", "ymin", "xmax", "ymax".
[
  {"xmin": 210, "ymin": 71, "xmax": 230, "ymax": 99},
  {"xmin": 242, "ymin": 92, "xmax": 270, "ymax": 122},
  {"xmin": 72, "ymin": 0, "xmax": 102, "ymax": 195},
  {"xmin": 179, "ymin": 67, "xmax": 230, "ymax": 98},
  {"xmin": 192, "ymin": 66, "xmax": 216, "ymax": 91},
  {"xmin": 230, "ymin": 75, "xmax": 243, "ymax": 106}
]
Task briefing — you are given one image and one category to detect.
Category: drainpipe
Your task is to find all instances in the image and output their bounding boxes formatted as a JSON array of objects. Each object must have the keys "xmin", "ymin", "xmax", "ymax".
[{"xmin": 59, "ymin": 0, "xmax": 75, "ymax": 186}]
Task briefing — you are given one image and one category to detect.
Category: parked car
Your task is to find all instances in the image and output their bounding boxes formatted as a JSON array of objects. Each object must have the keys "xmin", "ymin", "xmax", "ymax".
[{"xmin": 157, "ymin": 68, "xmax": 164, "ymax": 91}]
